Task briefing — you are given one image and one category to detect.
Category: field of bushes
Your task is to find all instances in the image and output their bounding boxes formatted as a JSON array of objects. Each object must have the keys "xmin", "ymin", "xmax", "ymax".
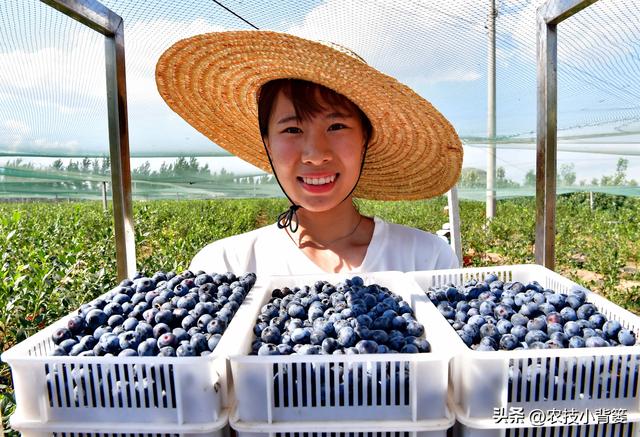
[{"xmin": 1, "ymin": 194, "xmax": 639, "ymax": 433}]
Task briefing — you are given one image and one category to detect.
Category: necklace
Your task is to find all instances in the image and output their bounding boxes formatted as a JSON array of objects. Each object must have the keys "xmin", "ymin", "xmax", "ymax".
[{"xmin": 287, "ymin": 214, "xmax": 364, "ymax": 248}]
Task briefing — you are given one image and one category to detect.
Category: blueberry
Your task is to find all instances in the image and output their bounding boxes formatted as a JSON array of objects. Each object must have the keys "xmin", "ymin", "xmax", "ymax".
[
  {"xmin": 196, "ymin": 314, "xmax": 213, "ymax": 331},
  {"xmin": 118, "ymin": 331, "xmax": 141, "ymax": 350},
  {"xmin": 254, "ymin": 343, "xmax": 279, "ymax": 356},
  {"xmin": 291, "ymin": 327, "xmax": 312, "ymax": 344},
  {"xmin": 137, "ymin": 338, "xmax": 158, "ymax": 356},
  {"xmin": 92, "ymin": 325, "xmax": 112, "ymax": 341},
  {"xmin": 321, "ymin": 337, "xmax": 338, "ymax": 354},
  {"xmin": 309, "ymin": 329, "xmax": 327, "ymax": 345},
  {"xmin": 585, "ymin": 336, "xmax": 609, "ymax": 347},
  {"xmin": 176, "ymin": 344, "xmax": 196, "ymax": 357},
  {"xmin": 261, "ymin": 326, "xmax": 282, "ymax": 344},
  {"xmin": 547, "ymin": 322, "xmax": 564, "ymax": 336},
  {"xmin": 400, "ymin": 344, "xmax": 419, "ymax": 353},
  {"xmin": 66, "ymin": 316, "xmax": 86, "ymax": 335},
  {"xmin": 479, "ymin": 301, "xmax": 495, "ymax": 317},
  {"xmin": 208, "ymin": 334, "xmax": 222, "ymax": 352},
  {"xmin": 524, "ymin": 330, "xmax": 549, "ymax": 345},
  {"xmin": 468, "ymin": 315, "xmax": 487, "ymax": 328},
  {"xmin": 411, "ymin": 338, "xmax": 431, "ymax": 352},
  {"xmin": 79, "ymin": 335, "xmax": 97, "ymax": 350},
  {"xmin": 458, "ymin": 331, "xmax": 474, "ymax": 347},
  {"xmin": 68, "ymin": 342, "xmax": 87, "ymax": 356},
  {"xmin": 52, "ymin": 327, "xmax": 72, "ymax": 345},
  {"xmin": 618, "ymin": 330, "xmax": 636, "ymax": 346},
  {"xmin": 510, "ymin": 313, "xmax": 529, "ymax": 327},
  {"xmin": 527, "ymin": 317, "xmax": 547, "ymax": 332},
  {"xmin": 480, "ymin": 324, "xmax": 501, "ymax": 342},
  {"xmin": 496, "ymin": 319, "xmax": 513, "ymax": 335},
  {"xmin": 99, "ymin": 334, "xmax": 120, "ymax": 354},
  {"xmin": 135, "ymin": 278, "xmax": 155, "ymax": 293},
  {"xmin": 499, "ymin": 334, "xmax": 519, "ymax": 350},
  {"xmin": 183, "ymin": 332, "xmax": 205, "ymax": 353},
  {"xmin": 105, "ymin": 314, "xmax": 123, "ymax": 328},
  {"xmin": 576, "ymin": 303, "xmax": 597, "ymax": 320},
  {"xmin": 519, "ymin": 302, "xmax": 539, "ymax": 318},
  {"xmin": 438, "ymin": 305, "xmax": 456, "ymax": 320},
  {"xmin": 177, "ymin": 295, "xmax": 197, "ymax": 310},
  {"xmin": 207, "ymin": 319, "xmax": 227, "ymax": 335},
  {"xmin": 564, "ymin": 321, "xmax": 581, "ymax": 337},
  {"xmin": 152, "ymin": 323, "xmax": 171, "ymax": 338},
  {"xmin": 356, "ymin": 340, "xmax": 379, "ymax": 354},
  {"xmin": 103, "ymin": 302, "xmax": 123, "ymax": 317},
  {"xmin": 277, "ymin": 344, "xmax": 293, "ymax": 355},
  {"xmin": 85, "ymin": 309, "xmax": 108, "ymax": 330},
  {"xmin": 157, "ymin": 333, "xmax": 177, "ymax": 349},
  {"xmin": 158, "ymin": 346, "xmax": 176, "ymax": 357},
  {"xmin": 568, "ymin": 336, "xmax": 586, "ymax": 348},
  {"xmin": 603, "ymin": 320, "xmax": 622, "ymax": 340},
  {"xmin": 335, "ymin": 322, "xmax": 357, "ymax": 343},
  {"xmin": 549, "ymin": 331, "xmax": 568, "ymax": 346},
  {"xmin": 173, "ymin": 328, "xmax": 189, "ymax": 343}
]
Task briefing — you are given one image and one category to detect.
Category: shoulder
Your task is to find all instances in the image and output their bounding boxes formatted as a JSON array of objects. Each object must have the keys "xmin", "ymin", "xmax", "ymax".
[{"xmin": 374, "ymin": 217, "xmax": 459, "ymax": 270}]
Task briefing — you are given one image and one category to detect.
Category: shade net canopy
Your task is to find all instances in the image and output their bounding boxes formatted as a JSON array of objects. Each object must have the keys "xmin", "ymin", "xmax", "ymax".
[{"xmin": 0, "ymin": 0, "xmax": 638, "ymax": 200}]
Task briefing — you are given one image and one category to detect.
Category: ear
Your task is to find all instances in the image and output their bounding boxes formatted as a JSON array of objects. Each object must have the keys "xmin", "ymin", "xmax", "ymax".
[{"xmin": 263, "ymin": 135, "xmax": 272, "ymax": 153}]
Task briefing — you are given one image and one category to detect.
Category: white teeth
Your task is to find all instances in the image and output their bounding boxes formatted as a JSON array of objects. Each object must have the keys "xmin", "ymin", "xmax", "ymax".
[{"xmin": 303, "ymin": 175, "xmax": 336, "ymax": 185}]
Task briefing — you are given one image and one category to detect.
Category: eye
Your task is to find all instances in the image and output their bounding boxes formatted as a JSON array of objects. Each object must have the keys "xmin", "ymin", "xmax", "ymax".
[
  {"xmin": 328, "ymin": 123, "xmax": 347, "ymax": 131},
  {"xmin": 282, "ymin": 126, "xmax": 302, "ymax": 134}
]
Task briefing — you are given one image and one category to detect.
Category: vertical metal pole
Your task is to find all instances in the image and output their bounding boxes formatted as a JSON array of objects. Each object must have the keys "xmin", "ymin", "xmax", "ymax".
[
  {"xmin": 106, "ymin": 20, "xmax": 136, "ymax": 280},
  {"xmin": 102, "ymin": 180, "xmax": 108, "ymax": 210},
  {"xmin": 535, "ymin": 15, "xmax": 558, "ymax": 269},
  {"xmin": 589, "ymin": 191, "xmax": 594, "ymax": 210},
  {"xmin": 486, "ymin": 0, "xmax": 497, "ymax": 219},
  {"xmin": 447, "ymin": 187, "xmax": 463, "ymax": 267}
]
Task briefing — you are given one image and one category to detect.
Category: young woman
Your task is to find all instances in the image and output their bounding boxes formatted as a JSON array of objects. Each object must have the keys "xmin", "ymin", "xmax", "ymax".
[{"xmin": 155, "ymin": 31, "xmax": 463, "ymax": 275}]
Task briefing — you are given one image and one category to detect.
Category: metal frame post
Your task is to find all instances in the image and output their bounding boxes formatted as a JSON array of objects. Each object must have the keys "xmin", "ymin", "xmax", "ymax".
[
  {"xmin": 41, "ymin": 0, "xmax": 136, "ymax": 280},
  {"xmin": 447, "ymin": 187, "xmax": 463, "ymax": 267},
  {"xmin": 536, "ymin": 0, "xmax": 598, "ymax": 269}
]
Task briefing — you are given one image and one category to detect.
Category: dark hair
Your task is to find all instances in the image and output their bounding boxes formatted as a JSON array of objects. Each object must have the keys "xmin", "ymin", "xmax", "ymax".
[{"xmin": 258, "ymin": 79, "xmax": 372, "ymax": 145}]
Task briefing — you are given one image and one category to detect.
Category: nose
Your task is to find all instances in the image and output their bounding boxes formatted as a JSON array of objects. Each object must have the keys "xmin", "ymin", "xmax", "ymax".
[{"xmin": 301, "ymin": 128, "xmax": 332, "ymax": 165}]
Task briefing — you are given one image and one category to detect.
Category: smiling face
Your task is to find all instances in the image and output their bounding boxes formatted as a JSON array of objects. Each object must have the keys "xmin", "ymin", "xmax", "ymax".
[{"xmin": 263, "ymin": 87, "xmax": 367, "ymax": 212}]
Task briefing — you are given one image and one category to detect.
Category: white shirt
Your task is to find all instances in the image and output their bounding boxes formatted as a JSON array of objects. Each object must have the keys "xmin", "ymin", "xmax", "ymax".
[{"xmin": 189, "ymin": 217, "xmax": 460, "ymax": 276}]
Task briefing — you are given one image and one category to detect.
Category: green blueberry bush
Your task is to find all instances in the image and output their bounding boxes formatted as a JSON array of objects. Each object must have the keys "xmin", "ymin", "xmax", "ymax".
[{"xmin": 1, "ymin": 194, "xmax": 639, "ymax": 434}]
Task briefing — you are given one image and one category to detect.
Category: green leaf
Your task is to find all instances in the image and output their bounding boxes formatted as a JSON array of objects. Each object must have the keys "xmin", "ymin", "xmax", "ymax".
[{"xmin": 5, "ymin": 229, "xmax": 16, "ymax": 241}]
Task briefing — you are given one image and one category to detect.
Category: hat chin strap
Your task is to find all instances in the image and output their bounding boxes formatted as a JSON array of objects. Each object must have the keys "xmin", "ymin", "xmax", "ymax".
[{"xmin": 262, "ymin": 137, "xmax": 369, "ymax": 234}]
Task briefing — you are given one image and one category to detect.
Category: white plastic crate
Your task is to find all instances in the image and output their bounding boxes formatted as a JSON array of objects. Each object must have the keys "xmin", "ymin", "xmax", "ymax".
[
  {"xmin": 1, "ymin": 288, "xmax": 251, "ymax": 428},
  {"xmin": 11, "ymin": 410, "xmax": 229, "ymax": 437},
  {"xmin": 227, "ymin": 272, "xmax": 457, "ymax": 425},
  {"xmin": 230, "ymin": 407, "xmax": 453, "ymax": 437},
  {"xmin": 451, "ymin": 420, "xmax": 639, "ymax": 437},
  {"xmin": 408, "ymin": 264, "xmax": 640, "ymax": 428}
]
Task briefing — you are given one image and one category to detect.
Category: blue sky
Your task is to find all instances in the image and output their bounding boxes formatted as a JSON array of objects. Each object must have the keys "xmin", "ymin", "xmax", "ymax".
[{"xmin": 0, "ymin": 0, "xmax": 638, "ymax": 184}]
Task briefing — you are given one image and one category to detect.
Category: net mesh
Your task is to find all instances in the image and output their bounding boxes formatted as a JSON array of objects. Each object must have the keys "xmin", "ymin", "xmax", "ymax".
[{"xmin": 0, "ymin": 0, "xmax": 638, "ymax": 200}]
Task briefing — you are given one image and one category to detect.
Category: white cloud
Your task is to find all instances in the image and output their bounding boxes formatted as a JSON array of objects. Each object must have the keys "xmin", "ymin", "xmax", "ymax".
[
  {"xmin": 505, "ymin": 0, "xmax": 639, "ymax": 68},
  {"xmin": 1, "ymin": 119, "xmax": 29, "ymax": 148},
  {"xmin": 124, "ymin": 18, "xmax": 228, "ymax": 103},
  {"xmin": 287, "ymin": 0, "xmax": 486, "ymax": 85}
]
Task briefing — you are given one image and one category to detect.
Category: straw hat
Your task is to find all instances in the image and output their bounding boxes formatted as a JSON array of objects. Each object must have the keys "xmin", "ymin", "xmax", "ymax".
[{"xmin": 156, "ymin": 30, "xmax": 463, "ymax": 200}]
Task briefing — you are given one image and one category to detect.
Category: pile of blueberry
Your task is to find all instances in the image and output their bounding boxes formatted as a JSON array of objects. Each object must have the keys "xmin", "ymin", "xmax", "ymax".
[
  {"xmin": 251, "ymin": 276, "xmax": 429, "ymax": 356},
  {"xmin": 426, "ymin": 274, "xmax": 637, "ymax": 351},
  {"xmin": 50, "ymin": 270, "xmax": 256, "ymax": 357}
]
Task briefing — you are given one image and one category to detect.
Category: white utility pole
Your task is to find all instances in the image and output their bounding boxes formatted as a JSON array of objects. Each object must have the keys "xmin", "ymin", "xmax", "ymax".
[{"xmin": 486, "ymin": 0, "xmax": 497, "ymax": 219}]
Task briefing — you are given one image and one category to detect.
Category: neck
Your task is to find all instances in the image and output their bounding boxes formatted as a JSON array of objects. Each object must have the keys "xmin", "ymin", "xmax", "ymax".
[{"xmin": 293, "ymin": 198, "xmax": 362, "ymax": 246}]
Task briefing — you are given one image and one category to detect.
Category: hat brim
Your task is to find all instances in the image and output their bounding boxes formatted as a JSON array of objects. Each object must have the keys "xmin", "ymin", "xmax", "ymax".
[{"xmin": 156, "ymin": 31, "xmax": 463, "ymax": 200}]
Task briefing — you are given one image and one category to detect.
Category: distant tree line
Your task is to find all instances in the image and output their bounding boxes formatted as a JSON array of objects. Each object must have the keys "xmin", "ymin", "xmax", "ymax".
[
  {"xmin": 458, "ymin": 158, "xmax": 637, "ymax": 188},
  {"xmin": 2, "ymin": 157, "xmax": 277, "ymax": 190}
]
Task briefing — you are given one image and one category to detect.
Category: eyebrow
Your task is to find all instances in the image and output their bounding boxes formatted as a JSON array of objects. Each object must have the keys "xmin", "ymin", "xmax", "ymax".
[{"xmin": 276, "ymin": 112, "xmax": 353, "ymax": 125}]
